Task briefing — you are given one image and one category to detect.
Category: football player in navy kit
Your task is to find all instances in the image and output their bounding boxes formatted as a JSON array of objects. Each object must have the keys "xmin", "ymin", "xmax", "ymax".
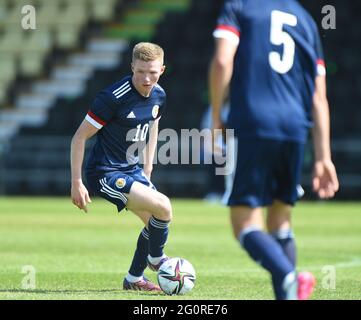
[
  {"xmin": 209, "ymin": 0, "xmax": 339, "ymax": 299},
  {"xmin": 71, "ymin": 42, "xmax": 170, "ymax": 291}
]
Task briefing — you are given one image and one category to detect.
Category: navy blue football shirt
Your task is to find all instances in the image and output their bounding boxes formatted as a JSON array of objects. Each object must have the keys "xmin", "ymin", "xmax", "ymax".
[
  {"xmin": 85, "ymin": 75, "xmax": 166, "ymax": 171},
  {"xmin": 213, "ymin": 0, "xmax": 326, "ymax": 142}
]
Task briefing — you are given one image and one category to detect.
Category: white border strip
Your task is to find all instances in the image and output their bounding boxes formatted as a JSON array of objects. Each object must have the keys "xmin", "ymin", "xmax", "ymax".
[
  {"xmin": 115, "ymin": 86, "xmax": 132, "ymax": 99},
  {"xmin": 213, "ymin": 29, "xmax": 240, "ymax": 46},
  {"xmin": 317, "ymin": 63, "xmax": 326, "ymax": 76},
  {"xmin": 113, "ymin": 81, "xmax": 129, "ymax": 95},
  {"xmin": 85, "ymin": 114, "xmax": 103, "ymax": 129},
  {"xmin": 99, "ymin": 179, "xmax": 127, "ymax": 204}
]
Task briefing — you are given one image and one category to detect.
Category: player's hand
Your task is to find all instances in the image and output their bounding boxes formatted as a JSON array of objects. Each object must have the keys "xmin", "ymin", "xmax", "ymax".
[
  {"xmin": 71, "ymin": 180, "xmax": 92, "ymax": 213},
  {"xmin": 312, "ymin": 159, "xmax": 339, "ymax": 199}
]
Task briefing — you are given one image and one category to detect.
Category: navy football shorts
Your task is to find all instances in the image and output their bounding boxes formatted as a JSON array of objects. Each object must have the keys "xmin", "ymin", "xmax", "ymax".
[
  {"xmin": 223, "ymin": 137, "xmax": 305, "ymax": 208},
  {"xmin": 85, "ymin": 165, "xmax": 156, "ymax": 212}
]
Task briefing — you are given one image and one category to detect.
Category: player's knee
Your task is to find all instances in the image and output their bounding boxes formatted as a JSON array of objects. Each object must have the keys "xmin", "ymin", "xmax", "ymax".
[
  {"xmin": 232, "ymin": 224, "xmax": 250, "ymax": 241},
  {"xmin": 154, "ymin": 195, "xmax": 172, "ymax": 221},
  {"xmin": 231, "ymin": 222, "xmax": 246, "ymax": 241},
  {"xmin": 266, "ymin": 213, "xmax": 291, "ymax": 232}
]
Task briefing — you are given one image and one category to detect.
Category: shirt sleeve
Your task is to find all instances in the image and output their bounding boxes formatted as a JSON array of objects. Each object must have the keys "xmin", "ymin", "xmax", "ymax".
[
  {"xmin": 85, "ymin": 91, "xmax": 116, "ymax": 129},
  {"xmin": 212, "ymin": 0, "xmax": 242, "ymax": 46},
  {"xmin": 155, "ymin": 93, "xmax": 166, "ymax": 120},
  {"xmin": 314, "ymin": 29, "xmax": 326, "ymax": 76}
]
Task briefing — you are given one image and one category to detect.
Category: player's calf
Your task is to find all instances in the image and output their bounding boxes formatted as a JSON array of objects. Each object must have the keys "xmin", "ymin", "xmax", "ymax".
[
  {"xmin": 146, "ymin": 196, "xmax": 172, "ymax": 271},
  {"xmin": 147, "ymin": 214, "xmax": 170, "ymax": 268}
]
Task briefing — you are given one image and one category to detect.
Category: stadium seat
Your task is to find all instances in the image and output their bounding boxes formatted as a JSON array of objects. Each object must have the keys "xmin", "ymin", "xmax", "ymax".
[
  {"xmin": 54, "ymin": 24, "xmax": 83, "ymax": 49},
  {"xmin": 19, "ymin": 52, "xmax": 45, "ymax": 77},
  {"xmin": 0, "ymin": 30, "xmax": 24, "ymax": 55},
  {"xmin": 58, "ymin": 3, "xmax": 88, "ymax": 26},
  {"xmin": 35, "ymin": 2, "xmax": 61, "ymax": 29},
  {"xmin": 18, "ymin": 29, "xmax": 52, "ymax": 76},
  {"xmin": 4, "ymin": 3, "xmax": 29, "ymax": 25},
  {"xmin": 0, "ymin": 82, "xmax": 9, "ymax": 105},
  {"xmin": 52, "ymin": 3, "xmax": 89, "ymax": 49},
  {"xmin": 89, "ymin": 0, "xmax": 118, "ymax": 22},
  {"xmin": 0, "ymin": 53, "xmax": 16, "ymax": 104},
  {"xmin": 0, "ymin": 1, "xmax": 9, "ymax": 25},
  {"xmin": 0, "ymin": 54, "xmax": 16, "ymax": 82}
]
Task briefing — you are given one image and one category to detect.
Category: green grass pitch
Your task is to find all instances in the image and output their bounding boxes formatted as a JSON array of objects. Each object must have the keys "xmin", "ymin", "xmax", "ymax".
[{"xmin": 0, "ymin": 197, "xmax": 360, "ymax": 300}]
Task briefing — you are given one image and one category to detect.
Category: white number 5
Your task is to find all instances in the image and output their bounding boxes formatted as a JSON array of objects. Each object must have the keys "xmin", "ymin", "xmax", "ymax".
[{"xmin": 269, "ymin": 10, "xmax": 297, "ymax": 74}]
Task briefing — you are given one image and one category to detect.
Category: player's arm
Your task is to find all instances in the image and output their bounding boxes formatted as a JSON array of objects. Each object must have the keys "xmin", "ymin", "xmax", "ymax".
[
  {"xmin": 143, "ymin": 118, "xmax": 160, "ymax": 179},
  {"xmin": 209, "ymin": 37, "xmax": 237, "ymax": 153},
  {"xmin": 311, "ymin": 75, "xmax": 339, "ymax": 198},
  {"xmin": 209, "ymin": 38, "xmax": 237, "ymax": 129},
  {"xmin": 70, "ymin": 120, "xmax": 98, "ymax": 212}
]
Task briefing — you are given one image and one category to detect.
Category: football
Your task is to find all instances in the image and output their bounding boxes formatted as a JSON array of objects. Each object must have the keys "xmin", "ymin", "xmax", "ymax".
[{"xmin": 157, "ymin": 257, "xmax": 196, "ymax": 295}]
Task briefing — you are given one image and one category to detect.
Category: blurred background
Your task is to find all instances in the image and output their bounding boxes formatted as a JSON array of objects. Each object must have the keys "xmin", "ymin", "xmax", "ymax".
[{"xmin": 0, "ymin": 0, "xmax": 360, "ymax": 200}]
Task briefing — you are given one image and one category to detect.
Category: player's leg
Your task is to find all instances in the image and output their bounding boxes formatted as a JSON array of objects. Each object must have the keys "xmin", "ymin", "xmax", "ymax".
[
  {"xmin": 126, "ymin": 181, "xmax": 171, "ymax": 270},
  {"xmin": 269, "ymin": 141, "xmax": 315, "ymax": 300},
  {"xmin": 231, "ymin": 205, "xmax": 297, "ymax": 300},
  {"xmin": 86, "ymin": 171, "xmax": 168, "ymax": 289},
  {"xmin": 267, "ymin": 200, "xmax": 296, "ymax": 266},
  {"xmin": 230, "ymin": 206, "xmax": 264, "ymax": 238},
  {"xmin": 123, "ymin": 210, "xmax": 161, "ymax": 291},
  {"xmin": 126, "ymin": 210, "xmax": 151, "ymax": 281},
  {"xmin": 266, "ymin": 201, "xmax": 297, "ymax": 299},
  {"xmin": 226, "ymin": 138, "xmax": 298, "ymax": 299},
  {"xmin": 269, "ymin": 140, "xmax": 304, "ymax": 267},
  {"xmin": 98, "ymin": 170, "xmax": 172, "ymax": 269}
]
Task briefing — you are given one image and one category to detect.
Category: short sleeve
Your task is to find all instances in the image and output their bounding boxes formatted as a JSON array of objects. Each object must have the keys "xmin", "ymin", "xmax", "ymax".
[
  {"xmin": 213, "ymin": 0, "xmax": 242, "ymax": 46},
  {"xmin": 156, "ymin": 93, "xmax": 166, "ymax": 120},
  {"xmin": 314, "ymin": 29, "xmax": 326, "ymax": 76},
  {"xmin": 85, "ymin": 91, "xmax": 116, "ymax": 129}
]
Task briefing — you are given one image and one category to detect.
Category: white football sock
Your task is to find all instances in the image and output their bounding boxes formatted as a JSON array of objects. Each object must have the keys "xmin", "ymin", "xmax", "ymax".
[
  {"xmin": 148, "ymin": 254, "xmax": 167, "ymax": 265},
  {"xmin": 125, "ymin": 273, "xmax": 143, "ymax": 283},
  {"xmin": 283, "ymin": 271, "xmax": 298, "ymax": 300}
]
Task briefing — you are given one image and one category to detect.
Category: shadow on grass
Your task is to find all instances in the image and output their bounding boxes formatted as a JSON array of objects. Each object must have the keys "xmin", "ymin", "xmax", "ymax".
[{"xmin": 0, "ymin": 288, "xmax": 163, "ymax": 296}]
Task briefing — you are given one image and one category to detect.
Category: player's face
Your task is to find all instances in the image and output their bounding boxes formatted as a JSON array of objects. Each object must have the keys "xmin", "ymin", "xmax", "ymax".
[{"xmin": 131, "ymin": 59, "xmax": 165, "ymax": 97}]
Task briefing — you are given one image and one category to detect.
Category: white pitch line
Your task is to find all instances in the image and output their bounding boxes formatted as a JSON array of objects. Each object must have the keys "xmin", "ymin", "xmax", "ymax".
[{"xmin": 200, "ymin": 258, "xmax": 361, "ymax": 275}]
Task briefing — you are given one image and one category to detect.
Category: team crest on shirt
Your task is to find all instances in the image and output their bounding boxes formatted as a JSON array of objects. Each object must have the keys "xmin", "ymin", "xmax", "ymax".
[
  {"xmin": 115, "ymin": 178, "xmax": 126, "ymax": 189},
  {"xmin": 152, "ymin": 105, "xmax": 159, "ymax": 118}
]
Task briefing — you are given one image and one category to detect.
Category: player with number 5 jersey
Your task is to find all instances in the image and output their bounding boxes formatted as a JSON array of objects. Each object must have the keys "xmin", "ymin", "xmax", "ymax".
[
  {"xmin": 71, "ymin": 42, "xmax": 172, "ymax": 292},
  {"xmin": 209, "ymin": 0, "xmax": 339, "ymax": 299},
  {"xmin": 212, "ymin": 0, "xmax": 326, "ymax": 142}
]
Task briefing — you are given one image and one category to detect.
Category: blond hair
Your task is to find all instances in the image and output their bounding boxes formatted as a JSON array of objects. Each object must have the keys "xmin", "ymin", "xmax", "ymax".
[{"xmin": 132, "ymin": 42, "xmax": 164, "ymax": 64}]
